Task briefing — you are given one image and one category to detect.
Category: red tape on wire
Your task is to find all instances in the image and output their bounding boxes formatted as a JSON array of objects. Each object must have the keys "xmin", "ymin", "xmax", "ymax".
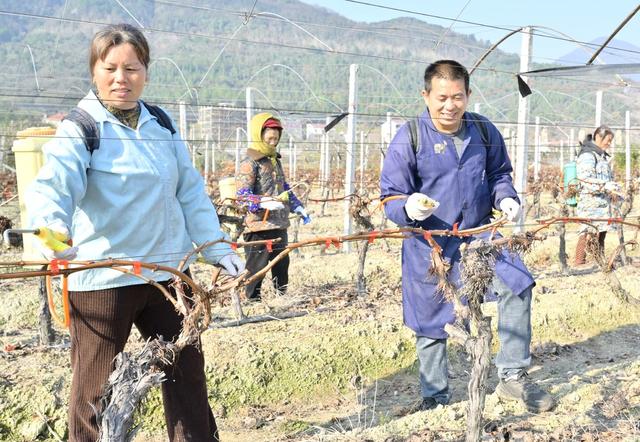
[{"xmin": 49, "ymin": 259, "xmax": 60, "ymax": 275}]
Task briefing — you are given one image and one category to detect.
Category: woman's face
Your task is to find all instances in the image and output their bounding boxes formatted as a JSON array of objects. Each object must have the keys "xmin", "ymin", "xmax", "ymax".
[
  {"xmin": 92, "ymin": 43, "xmax": 147, "ymax": 110},
  {"xmin": 262, "ymin": 128, "xmax": 281, "ymax": 147},
  {"xmin": 596, "ymin": 133, "xmax": 613, "ymax": 150}
]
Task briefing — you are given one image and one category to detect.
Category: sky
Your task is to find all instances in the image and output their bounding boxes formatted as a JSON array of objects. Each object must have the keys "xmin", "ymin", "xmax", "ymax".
[{"xmin": 299, "ymin": 0, "xmax": 640, "ymax": 65}]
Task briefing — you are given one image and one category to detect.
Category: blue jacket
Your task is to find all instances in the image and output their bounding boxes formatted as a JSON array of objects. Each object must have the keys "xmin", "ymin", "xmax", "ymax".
[
  {"xmin": 26, "ymin": 91, "xmax": 232, "ymax": 290},
  {"xmin": 380, "ymin": 110, "xmax": 534, "ymax": 338}
]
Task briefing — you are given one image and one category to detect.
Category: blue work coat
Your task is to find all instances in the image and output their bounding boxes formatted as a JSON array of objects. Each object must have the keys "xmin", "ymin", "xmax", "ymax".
[{"xmin": 380, "ymin": 110, "xmax": 534, "ymax": 339}]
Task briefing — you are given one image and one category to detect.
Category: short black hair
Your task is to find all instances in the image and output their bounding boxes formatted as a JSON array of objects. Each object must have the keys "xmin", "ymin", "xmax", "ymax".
[{"xmin": 423, "ymin": 60, "xmax": 470, "ymax": 94}]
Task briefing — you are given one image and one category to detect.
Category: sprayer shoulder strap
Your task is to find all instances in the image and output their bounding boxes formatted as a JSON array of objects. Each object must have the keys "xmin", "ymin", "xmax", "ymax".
[
  {"xmin": 63, "ymin": 100, "xmax": 176, "ymax": 154},
  {"xmin": 64, "ymin": 107, "xmax": 100, "ymax": 153},
  {"xmin": 408, "ymin": 112, "xmax": 490, "ymax": 155}
]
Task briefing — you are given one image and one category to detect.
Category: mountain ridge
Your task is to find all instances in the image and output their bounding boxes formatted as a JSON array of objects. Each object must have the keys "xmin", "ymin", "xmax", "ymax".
[{"xmin": 0, "ymin": 0, "xmax": 637, "ymax": 131}]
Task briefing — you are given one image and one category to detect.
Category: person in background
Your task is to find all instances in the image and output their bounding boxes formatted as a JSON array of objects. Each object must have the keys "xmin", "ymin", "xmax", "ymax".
[
  {"xmin": 574, "ymin": 125, "xmax": 618, "ymax": 266},
  {"xmin": 236, "ymin": 113, "xmax": 311, "ymax": 301},
  {"xmin": 380, "ymin": 60, "xmax": 555, "ymax": 413},
  {"xmin": 25, "ymin": 23, "xmax": 243, "ymax": 441}
]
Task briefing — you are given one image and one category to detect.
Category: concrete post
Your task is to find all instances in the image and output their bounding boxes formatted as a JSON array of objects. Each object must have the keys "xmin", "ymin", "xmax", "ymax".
[
  {"xmin": 293, "ymin": 137, "xmax": 297, "ymax": 181},
  {"xmin": 211, "ymin": 136, "xmax": 216, "ymax": 174},
  {"xmin": 246, "ymin": 87, "xmax": 253, "ymax": 145},
  {"xmin": 204, "ymin": 135, "xmax": 209, "ymax": 178},
  {"xmin": 595, "ymin": 90, "xmax": 603, "ymax": 128},
  {"xmin": 625, "ymin": 110, "xmax": 631, "ymax": 188},
  {"xmin": 359, "ymin": 131, "xmax": 365, "ymax": 191},
  {"xmin": 288, "ymin": 136, "xmax": 293, "ymax": 177},
  {"xmin": 514, "ymin": 26, "xmax": 532, "ymax": 231},
  {"xmin": 235, "ymin": 127, "xmax": 242, "ymax": 174},
  {"xmin": 534, "ymin": 116, "xmax": 541, "ymax": 181},
  {"xmin": 344, "ymin": 64, "xmax": 359, "ymax": 251}
]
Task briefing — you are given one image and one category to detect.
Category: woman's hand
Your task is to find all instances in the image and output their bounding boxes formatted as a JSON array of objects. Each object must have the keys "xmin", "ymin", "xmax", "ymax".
[
  {"xmin": 218, "ymin": 253, "xmax": 245, "ymax": 276},
  {"xmin": 259, "ymin": 198, "xmax": 285, "ymax": 211}
]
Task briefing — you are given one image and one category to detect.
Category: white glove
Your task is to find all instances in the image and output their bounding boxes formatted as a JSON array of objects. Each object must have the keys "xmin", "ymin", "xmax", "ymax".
[
  {"xmin": 39, "ymin": 245, "xmax": 78, "ymax": 261},
  {"xmin": 294, "ymin": 206, "xmax": 311, "ymax": 225},
  {"xmin": 499, "ymin": 197, "xmax": 521, "ymax": 222},
  {"xmin": 259, "ymin": 198, "xmax": 285, "ymax": 211},
  {"xmin": 404, "ymin": 193, "xmax": 439, "ymax": 221},
  {"xmin": 218, "ymin": 253, "xmax": 245, "ymax": 276},
  {"xmin": 35, "ymin": 221, "xmax": 78, "ymax": 261}
]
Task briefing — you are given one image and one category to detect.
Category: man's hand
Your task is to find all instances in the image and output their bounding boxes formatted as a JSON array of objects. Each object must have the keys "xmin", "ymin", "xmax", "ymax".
[
  {"xmin": 404, "ymin": 193, "xmax": 439, "ymax": 221},
  {"xmin": 259, "ymin": 198, "xmax": 285, "ymax": 211},
  {"xmin": 499, "ymin": 198, "xmax": 521, "ymax": 222},
  {"xmin": 218, "ymin": 253, "xmax": 245, "ymax": 276}
]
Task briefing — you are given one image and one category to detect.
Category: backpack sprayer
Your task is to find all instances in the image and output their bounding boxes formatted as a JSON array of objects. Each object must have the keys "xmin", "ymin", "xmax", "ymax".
[{"xmin": 2, "ymin": 227, "xmax": 72, "ymax": 328}]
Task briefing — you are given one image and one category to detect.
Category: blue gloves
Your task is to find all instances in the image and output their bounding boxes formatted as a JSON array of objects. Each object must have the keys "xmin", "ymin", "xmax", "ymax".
[{"xmin": 294, "ymin": 206, "xmax": 311, "ymax": 225}]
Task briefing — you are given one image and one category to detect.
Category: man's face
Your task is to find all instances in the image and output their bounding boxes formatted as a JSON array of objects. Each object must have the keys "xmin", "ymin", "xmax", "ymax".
[{"xmin": 422, "ymin": 77, "xmax": 470, "ymax": 133}]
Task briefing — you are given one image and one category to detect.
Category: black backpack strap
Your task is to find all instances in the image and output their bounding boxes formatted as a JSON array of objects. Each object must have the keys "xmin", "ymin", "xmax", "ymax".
[
  {"xmin": 409, "ymin": 112, "xmax": 490, "ymax": 155},
  {"xmin": 63, "ymin": 107, "xmax": 100, "ymax": 153},
  {"xmin": 465, "ymin": 111, "xmax": 490, "ymax": 146},
  {"xmin": 408, "ymin": 117, "xmax": 420, "ymax": 154},
  {"xmin": 141, "ymin": 100, "xmax": 176, "ymax": 135},
  {"xmin": 62, "ymin": 102, "xmax": 176, "ymax": 154}
]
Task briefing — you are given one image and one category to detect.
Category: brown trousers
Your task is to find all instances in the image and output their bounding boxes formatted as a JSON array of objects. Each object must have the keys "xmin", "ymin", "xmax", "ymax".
[
  {"xmin": 574, "ymin": 231, "xmax": 607, "ymax": 265},
  {"xmin": 68, "ymin": 277, "xmax": 218, "ymax": 442}
]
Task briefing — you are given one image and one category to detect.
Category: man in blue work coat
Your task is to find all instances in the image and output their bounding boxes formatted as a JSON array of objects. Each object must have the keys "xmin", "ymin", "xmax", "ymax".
[{"xmin": 380, "ymin": 60, "xmax": 554, "ymax": 413}]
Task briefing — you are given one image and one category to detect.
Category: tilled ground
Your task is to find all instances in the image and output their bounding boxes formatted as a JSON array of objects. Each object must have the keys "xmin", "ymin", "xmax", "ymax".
[{"xmin": 1, "ymin": 212, "xmax": 640, "ymax": 442}]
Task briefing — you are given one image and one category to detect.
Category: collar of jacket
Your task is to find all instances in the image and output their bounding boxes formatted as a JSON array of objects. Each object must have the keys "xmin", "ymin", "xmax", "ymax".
[
  {"xmin": 421, "ymin": 108, "xmax": 473, "ymax": 136},
  {"xmin": 77, "ymin": 90, "xmax": 157, "ymax": 129},
  {"xmin": 246, "ymin": 148, "xmax": 282, "ymax": 161},
  {"xmin": 578, "ymin": 139, "xmax": 609, "ymax": 159}
]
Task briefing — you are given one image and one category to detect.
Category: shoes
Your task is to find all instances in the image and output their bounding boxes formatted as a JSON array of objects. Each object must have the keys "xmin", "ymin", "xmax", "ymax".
[
  {"xmin": 417, "ymin": 397, "xmax": 446, "ymax": 411},
  {"xmin": 496, "ymin": 371, "xmax": 555, "ymax": 413}
]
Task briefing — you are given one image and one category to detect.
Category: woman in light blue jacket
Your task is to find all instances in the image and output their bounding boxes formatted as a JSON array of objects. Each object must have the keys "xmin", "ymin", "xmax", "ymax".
[
  {"xmin": 574, "ymin": 125, "xmax": 616, "ymax": 265},
  {"xmin": 26, "ymin": 24, "xmax": 241, "ymax": 441}
]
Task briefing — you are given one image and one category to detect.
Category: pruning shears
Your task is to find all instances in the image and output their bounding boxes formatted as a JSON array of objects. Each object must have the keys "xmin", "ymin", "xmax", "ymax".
[{"xmin": 3, "ymin": 227, "xmax": 72, "ymax": 250}]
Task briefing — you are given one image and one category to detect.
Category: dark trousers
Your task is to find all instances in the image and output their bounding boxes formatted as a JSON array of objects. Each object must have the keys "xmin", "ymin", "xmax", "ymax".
[
  {"xmin": 244, "ymin": 229, "xmax": 289, "ymax": 299},
  {"xmin": 68, "ymin": 276, "xmax": 218, "ymax": 442}
]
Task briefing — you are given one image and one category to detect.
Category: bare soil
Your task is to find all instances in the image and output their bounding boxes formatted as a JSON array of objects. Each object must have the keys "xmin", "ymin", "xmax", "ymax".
[{"xmin": 1, "ymin": 198, "xmax": 639, "ymax": 442}]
